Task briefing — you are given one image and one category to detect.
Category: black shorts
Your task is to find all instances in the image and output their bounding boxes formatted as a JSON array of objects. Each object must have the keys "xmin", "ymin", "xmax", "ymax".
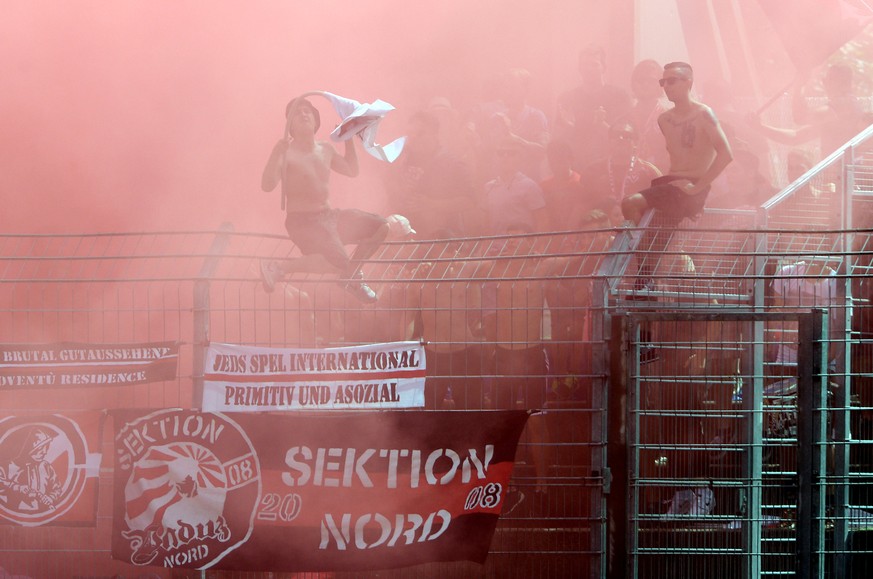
[
  {"xmin": 284, "ymin": 208, "xmax": 387, "ymax": 271},
  {"xmin": 640, "ymin": 176, "xmax": 710, "ymax": 221}
]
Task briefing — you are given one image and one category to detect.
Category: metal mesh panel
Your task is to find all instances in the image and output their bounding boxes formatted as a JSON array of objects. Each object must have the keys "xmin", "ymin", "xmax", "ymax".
[
  {"xmin": 207, "ymin": 229, "xmax": 612, "ymax": 578},
  {"xmin": 0, "ymin": 232, "xmax": 224, "ymax": 578},
  {"xmin": 623, "ymin": 314, "xmax": 816, "ymax": 579},
  {"xmin": 603, "ymin": 206, "xmax": 873, "ymax": 578},
  {"xmin": 0, "ymin": 228, "xmax": 610, "ymax": 579}
]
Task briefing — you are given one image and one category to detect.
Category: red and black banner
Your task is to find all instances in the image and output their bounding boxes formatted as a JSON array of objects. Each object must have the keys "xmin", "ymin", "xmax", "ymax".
[
  {"xmin": 0, "ymin": 412, "xmax": 103, "ymax": 526},
  {"xmin": 110, "ymin": 409, "xmax": 528, "ymax": 572},
  {"xmin": 0, "ymin": 341, "xmax": 179, "ymax": 390}
]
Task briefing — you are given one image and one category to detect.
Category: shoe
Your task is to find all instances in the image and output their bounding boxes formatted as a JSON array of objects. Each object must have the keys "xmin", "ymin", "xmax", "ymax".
[
  {"xmin": 341, "ymin": 281, "xmax": 378, "ymax": 304},
  {"xmin": 260, "ymin": 260, "xmax": 279, "ymax": 293}
]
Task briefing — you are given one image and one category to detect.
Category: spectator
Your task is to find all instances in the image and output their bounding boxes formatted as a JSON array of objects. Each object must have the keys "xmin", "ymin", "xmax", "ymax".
[
  {"xmin": 480, "ymin": 140, "xmax": 547, "ymax": 235},
  {"xmin": 749, "ymin": 64, "xmax": 871, "ymax": 161},
  {"xmin": 702, "ymin": 78, "xmax": 772, "ymax": 182},
  {"xmin": 384, "ymin": 110, "xmax": 476, "ymax": 239},
  {"xmin": 621, "ymin": 62, "xmax": 733, "ymax": 225},
  {"xmin": 627, "ymin": 59, "xmax": 670, "ymax": 172},
  {"xmin": 768, "ymin": 258, "xmax": 845, "ymax": 373},
  {"xmin": 620, "ymin": 62, "xmax": 732, "ymax": 293},
  {"xmin": 469, "ymin": 68, "xmax": 550, "ymax": 182},
  {"xmin": 540, "ymin": 139, "xmax": 585, "ymax": 231},
  {"xmin": 426, "ymin": 96, "xmax": 479, "ymax": 169},
  {"xmin": 554, "ymin": 43, "xmax": 633, "ymax": 170},
  {"xmin": 341, "ymin": 215, "xmax": 420, "ymax": 346},
  {"xmin": 576, "ymin": 121, "xmax": 661, "ymax": 226},
  {"xmin": 480, "ymin": 226, "xmax": 552, "ymax": 495},
  {"xmin": 259, "ymin": 96, "xmax": 389, "ymax": 303}
]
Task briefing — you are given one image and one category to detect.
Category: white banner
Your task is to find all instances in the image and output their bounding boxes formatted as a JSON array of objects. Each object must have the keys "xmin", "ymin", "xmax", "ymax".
[{"xmin": 202, "ymin": 341, "xmax": 426, "ymax": 412}]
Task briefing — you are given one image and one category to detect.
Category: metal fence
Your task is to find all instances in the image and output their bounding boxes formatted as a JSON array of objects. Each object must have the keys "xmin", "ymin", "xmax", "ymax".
[
  {"xmin": 3, "ymin": 125, "xmax": 873, "ymax": 578},
  {"xmin": 594, "ymin": 122, "xmax": 873, "ymax": 579},
  {"xmin": 0, "ymin": 226, "xmax": 610, "ymax": 579}
]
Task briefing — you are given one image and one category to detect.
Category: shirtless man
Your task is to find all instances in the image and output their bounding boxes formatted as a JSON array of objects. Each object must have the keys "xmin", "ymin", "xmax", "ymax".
[
  {"xmin": 260, "ymin": 96, "xmax": 389, "ymax": 303},
  {"xmin": 621, "ymin": 62, "xmax": 733, "ymax": 225}
]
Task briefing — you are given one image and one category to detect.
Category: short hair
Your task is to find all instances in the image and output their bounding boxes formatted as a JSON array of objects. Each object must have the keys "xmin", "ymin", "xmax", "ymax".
[
  {"xmin": 285, "ymin": 97, "xmax": 321, "ymax": 132},
  {"xmin": 664, "ymin": 61, "xmax": 694, "ymax": 80}
]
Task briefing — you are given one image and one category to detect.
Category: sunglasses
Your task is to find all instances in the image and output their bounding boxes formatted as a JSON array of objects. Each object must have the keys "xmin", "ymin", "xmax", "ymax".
[{"xmin": 659, "ymin": 76, "xmax": 688, "ymax": 87}]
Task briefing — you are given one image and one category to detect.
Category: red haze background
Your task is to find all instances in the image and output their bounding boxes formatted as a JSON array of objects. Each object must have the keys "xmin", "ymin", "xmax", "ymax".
[{"xmin": 0, "ymin": 1, "xmax": 620, "ymax": 234}]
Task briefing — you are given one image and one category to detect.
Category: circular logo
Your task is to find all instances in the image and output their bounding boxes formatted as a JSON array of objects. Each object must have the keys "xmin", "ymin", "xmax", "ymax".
[
  {"xmin": 0, "ymin": 415, "xmax": 92, "ymax": 526},
  {"xmin": 115, "ymin": 409, "xmax": 260, "ymax": 569}
]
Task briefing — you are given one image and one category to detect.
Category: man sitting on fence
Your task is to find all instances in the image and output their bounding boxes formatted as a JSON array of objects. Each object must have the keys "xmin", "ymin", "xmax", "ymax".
[
  {"xmin": 620, "ymin": 62, "xmax": 733, "ymax": 291},
  {"xmin": 259, "ymin": 96, "xmax": 389, "ymax": 303}
]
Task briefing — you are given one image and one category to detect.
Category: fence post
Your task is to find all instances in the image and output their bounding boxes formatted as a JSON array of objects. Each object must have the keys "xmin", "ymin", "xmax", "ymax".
[
  {"xmin": 192, "ymin": 223, "xmax": 233, "ymax": 409},
  {"xmin": 744, "ymin": 225, "xmax": 768, "ymax": 579},
  {"xmin": 607, "ymin": 313, "xmax": 629, "ymax": 579},
  {"xmin": 797, "ymin": 309, "xmax": 826, "ymax": 579},
  {"xmin": 834, "ymin": 143, "xmax": 856, "ymax": 576}
]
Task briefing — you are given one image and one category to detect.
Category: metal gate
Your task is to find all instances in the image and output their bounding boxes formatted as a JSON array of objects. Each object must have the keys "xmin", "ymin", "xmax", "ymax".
[{"xmin": 607, "ymin": 309, "xmax": 856, "ymax": 578}]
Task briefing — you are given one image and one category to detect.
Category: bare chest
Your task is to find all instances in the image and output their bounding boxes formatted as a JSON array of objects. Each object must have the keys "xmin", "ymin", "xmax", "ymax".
[
  {"xmin": 283, "ymin": 143, "xmax": 332, "ymax": 182},
  {"xmin": 661, "ymin": 112, "xmax": 707, "ymax": 151}
]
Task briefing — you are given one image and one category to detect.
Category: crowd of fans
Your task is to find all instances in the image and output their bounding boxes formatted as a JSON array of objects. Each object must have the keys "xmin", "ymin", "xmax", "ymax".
[
  {"xmin": 381, "ymin": 45, "xmax": 871, "ymax": 240},
  {"xmin": 257, "ymin": 47, "xmax": 873, "ymax": 516},
  {"xmin": 261, "ymin": 45, "xmax": 873, "ymax": 414}
]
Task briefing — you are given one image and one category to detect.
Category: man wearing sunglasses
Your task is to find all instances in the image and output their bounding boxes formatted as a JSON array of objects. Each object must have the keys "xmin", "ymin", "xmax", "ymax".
[{"xmin": 621, "ymin": 62, "xmax": 733, "ymax": 225}]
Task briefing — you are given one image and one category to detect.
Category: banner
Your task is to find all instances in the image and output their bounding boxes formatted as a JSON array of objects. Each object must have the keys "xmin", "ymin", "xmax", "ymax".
[
  {"xmin": 111, "ymin": 409, "xmax": 528, "ymax": 572},
  {"xmin": 0, "ymin": 412, "xmax": 103, "ymax": 526},
  {"xmin": 202, "ymin": 341, "xmax": 426, "ymax": 411},
  {"xmin": 0, "ymin": 341, "xmax": 179, "ymax": 390}
]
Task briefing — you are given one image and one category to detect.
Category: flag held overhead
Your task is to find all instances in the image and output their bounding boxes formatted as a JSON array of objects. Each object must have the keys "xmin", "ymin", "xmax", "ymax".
[{"xmin": 300, "ymin": 91, "xmax": 406, "ymax": 163}]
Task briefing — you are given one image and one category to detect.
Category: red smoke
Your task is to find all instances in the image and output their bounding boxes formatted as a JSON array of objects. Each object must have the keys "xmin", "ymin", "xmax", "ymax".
[
  {"xmin": 0, "ymin": 1, "xmax": 612, "ymax": 234},
  {"xmin": 3, "ymin": 1, "xmax": 865, "ymax": 234}
]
